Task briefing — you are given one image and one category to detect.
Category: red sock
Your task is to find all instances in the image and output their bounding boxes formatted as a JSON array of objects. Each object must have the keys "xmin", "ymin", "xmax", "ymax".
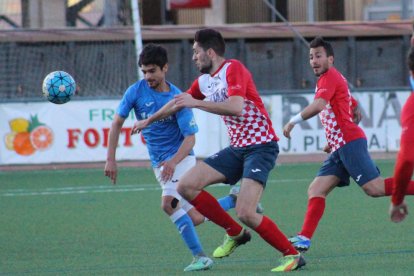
[
  {"xmin": 190, "ymin": 190, "xmax": 242, "ymax": 236},
  {"xmin": 299, "ymin": 197, "xmax": 325, "ymax": 239},
  {"xmin": 384, "ymin": 177, "xmax": 414, "ymax": 196},
  {"xmin": 384, "ymin": 177, "xmax": 393, "ymax": 196},
  {"xmin": 255, "ymin": 216, "xmax": 298, "ymax": 256}
]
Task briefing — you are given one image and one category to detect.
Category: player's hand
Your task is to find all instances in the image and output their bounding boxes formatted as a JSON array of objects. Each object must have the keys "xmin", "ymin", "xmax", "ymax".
[
  {"xmin": 174, "ymin": 93, "xmax": 196, "ymax": 108},
  {"xmin": 283, "ymin": 122, "xmax": 295, "ymax": 139},
  {"xmin": 352, "ymin": 105, "xmax": 362, "ymax": 125},
  {"xmin": 323, "ymin": 144, "xmax": 332, "ymax": 154},
  {"xmin": 389, "ymin": 202, "xmax": 408, "ymax": 223},
  {"xmin": 160, "ymin": 159, "xmax": 177, "ymax": 183},
  {"xmin": 104, "ymin": 160, "xmax": 118, "ymax": 185},
  {"xmin": 131, "ymin": 119, "xmax": 149, "ymax": 135}
]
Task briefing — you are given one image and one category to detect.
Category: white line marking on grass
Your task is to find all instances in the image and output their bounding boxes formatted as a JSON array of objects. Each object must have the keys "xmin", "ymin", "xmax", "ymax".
[
  {"xmin": 1, "ymin": 185, "xmax": 161, "ymax": 197},
  {"xmin": 0, "ymin": 178, "xmax": 312, "ymax": 197}
]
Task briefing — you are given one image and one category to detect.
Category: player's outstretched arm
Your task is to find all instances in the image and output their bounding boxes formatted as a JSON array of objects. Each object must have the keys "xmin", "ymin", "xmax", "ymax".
[
  {"xmin": 131, "ymin": 99, "xmax": 181, "ymax": 135},
  {"xmin": 174, "ymin": 93, "xmax": 243, "ymax": 116},
  {"xmin": 105, "ymin": 114, "xmax": 125, "ymax": 184},
  {"xmin": 284, "ymin": 98, "xmax": 327, "ymax": 139}
]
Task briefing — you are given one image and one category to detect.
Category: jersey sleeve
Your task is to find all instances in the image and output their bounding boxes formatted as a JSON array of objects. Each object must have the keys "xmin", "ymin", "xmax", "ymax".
[
  {"xmin": 226, "ymin": 61, "xmax": 247, "ymax": 98},
  {"xmin": 116, "ymin": 86, "xmax": 135, "ymax": 118},
  {"xmin": 315, "ymin": 73, "xmax": 336, "ymax": 102},
  {"xmin": 176, "ymin": 108, "xmax": 199, "ymax": 137},
  {"xmin": 187, "ymin": 79, "xmax": 205, "ymax": 100}
]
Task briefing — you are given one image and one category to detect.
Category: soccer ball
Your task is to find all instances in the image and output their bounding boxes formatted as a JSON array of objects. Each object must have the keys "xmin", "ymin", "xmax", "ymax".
[{"xmin": 42, "ymin": 71, "xmax": 76, "ymax": 104}]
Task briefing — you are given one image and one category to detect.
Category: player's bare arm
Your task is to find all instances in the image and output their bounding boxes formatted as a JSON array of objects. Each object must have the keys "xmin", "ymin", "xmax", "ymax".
[
  {"xmin": 105, "ymin": 114, "xmax": 126, "ymax": 184},
  {"xmin": 160, "ymin": 134, "xmax": 195, "ymax": 182},
  {"xmin": 131, "ymin": 99, "xmax": 181, "ymax": 135},
  {"xmin": 352, "ymin": 104, "xmax": 362, "ymax": 124},
  {"xmin": 283, "ymin": 98, "xmax": 327, "ymax": 139},
  {"xmin": 174, "ymin": 93, "xmax": 244, "ymax": 116}
]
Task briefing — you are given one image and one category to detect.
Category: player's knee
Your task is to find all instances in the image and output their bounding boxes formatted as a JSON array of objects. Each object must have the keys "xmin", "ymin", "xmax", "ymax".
[
  {"xmin": 161, "ymin": 200, "xmax": 175, "ymax": 215},
  {"xmin": 161, "ymin": 195, "xmax": 180, "ymax": 214},
  {"xmin": 177, "ymin": 182, "xmax": 191, "ymax": 198},
  {"xmin": 235, "ymin": 208, "xmax": 256, "ymax": 226},
  {"xmin": 362, "ymin": 181, "xmax": 384, "ymax": 197},
  {"xmin": 363, "ymin": 189, "xmax": 382, "ymax": 197},
  {"xmin": 307, "ymin": 185, "xmax": 327, "ymax": 198}
]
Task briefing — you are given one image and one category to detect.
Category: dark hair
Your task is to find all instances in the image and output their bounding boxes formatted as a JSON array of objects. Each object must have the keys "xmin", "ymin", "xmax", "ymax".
[
  {"xmin": 138, "ymin": 43, "xmax": 168, "ymax": 68},
  {"xmin": 309, "ymin": 36, "xmax": 334, "ymax": 57},
  {"xmin": 408, "ymin": 47, "xmax": 414, "ymax": 72},
  {"xmin": 194, "ymin": 28, "xmax": 225, "ymax": 56}
]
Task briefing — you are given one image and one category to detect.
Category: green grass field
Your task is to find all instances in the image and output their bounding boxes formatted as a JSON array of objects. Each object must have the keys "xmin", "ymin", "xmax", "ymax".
[{"xmin": 1, "ymin": 159, "xmax": 414, "ymax": 275}]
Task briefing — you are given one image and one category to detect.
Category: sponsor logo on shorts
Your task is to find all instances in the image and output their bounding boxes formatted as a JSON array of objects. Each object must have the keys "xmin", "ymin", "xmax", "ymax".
[{"xmin": 251, "ymin": 168, "xmax": 261, "ymax": 173}]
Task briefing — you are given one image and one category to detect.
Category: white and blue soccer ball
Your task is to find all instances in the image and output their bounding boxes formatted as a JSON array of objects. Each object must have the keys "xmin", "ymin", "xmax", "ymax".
[{"xmin": 42, "ymin": 71, "xmax": 76, "ymax": 104}]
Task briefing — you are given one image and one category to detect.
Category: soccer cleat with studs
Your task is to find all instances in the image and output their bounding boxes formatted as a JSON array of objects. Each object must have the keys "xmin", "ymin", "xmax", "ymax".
[
  {"xmin": 183, "ymin": 256, "xmax": 213, "ymax": 272},
  {"xmin": 271, "ymin": 253, "xmax": 306, "ymax": 272},
  {"xmin": 288, "ymin": 235, "xmax": 311, "ymax": 252},
  {"xmin": 213, "ymin": 229, "xmax": 251, "ymax": 258}
]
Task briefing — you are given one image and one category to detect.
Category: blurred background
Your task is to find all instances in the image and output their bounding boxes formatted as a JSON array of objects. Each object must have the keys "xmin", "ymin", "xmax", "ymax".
[
  {"xmin": 0, "ymin": 0, "xmax": 412, "ymax": 165},
  {"xmin": 0, "ymin": 0, "xmax": 413, "ymax": 100}
]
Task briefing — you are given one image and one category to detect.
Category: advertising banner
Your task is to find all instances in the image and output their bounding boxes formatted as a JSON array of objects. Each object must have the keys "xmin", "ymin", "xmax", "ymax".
[
  {"xmin": 0, "ymin": 99, "xmax": 226, "ymax": 165},
  {"xmin": 0, "ymin": 90, "xmax": 410, "ymax": 165},
  {"xmin": 272, "ymin": 91, "xmax": 410, "ymax": 154}
]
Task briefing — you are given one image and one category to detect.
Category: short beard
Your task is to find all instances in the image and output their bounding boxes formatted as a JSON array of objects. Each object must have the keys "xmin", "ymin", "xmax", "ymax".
[
  {"xmin": 199, "ymin": 61, "xmax": 213, "ymax": 74},
  {"xmin": 314, "ymin": 67, "xmax": 328, "ymax": 77}
]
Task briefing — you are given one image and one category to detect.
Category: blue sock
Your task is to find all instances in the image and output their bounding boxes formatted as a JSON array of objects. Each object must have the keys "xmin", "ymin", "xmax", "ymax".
[
  {"xmin": 173, "ymin": 212, "xmax": 203, "ymax": 256},
  {"xmin": 217, "ymin": 195, "xmax": 236, "ymax": 211}
]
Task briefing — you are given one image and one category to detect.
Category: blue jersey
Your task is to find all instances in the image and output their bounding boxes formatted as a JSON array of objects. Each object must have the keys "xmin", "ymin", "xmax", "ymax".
[{"xmin": 117, "ymin": 80, "xmax": 198, "ymax": 167}]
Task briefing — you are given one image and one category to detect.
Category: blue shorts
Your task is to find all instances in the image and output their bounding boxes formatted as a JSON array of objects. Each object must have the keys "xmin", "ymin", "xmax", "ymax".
[
  {"xmin": 317, "ymin": 138, "xmax": 380, "ymax": 187},
  {"xmin": 203, "ymin": 141, "xmax": 279, "ymax": 187}
]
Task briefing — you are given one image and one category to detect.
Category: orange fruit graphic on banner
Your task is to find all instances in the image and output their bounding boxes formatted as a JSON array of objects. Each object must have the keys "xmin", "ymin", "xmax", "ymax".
[
  {"xmin": 30, "ymin": 125, "xmax": 53, "ymax": 150},
  {"xmin": 13, "ymin": 132, "xmax": 35, "ymax": 156},
  {"xmin": 5, "ymin": 114, "xmax": 54, "ymax": 156}
]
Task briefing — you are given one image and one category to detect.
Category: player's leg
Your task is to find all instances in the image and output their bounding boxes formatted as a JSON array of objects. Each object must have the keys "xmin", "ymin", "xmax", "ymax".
[
  {"xmin": 231, "ymin": 141, "xmax": 305, "ymax": 271},
  {"xmin": 224, "ymin": 184, "xmax": 265, "ymax": 213},
  {"xmin": 290, "ymin": 152, "xmax": 344, "ymax": 252},
  {"xmin": 289, "ymin": 175, "xmax": 339, "ymax": 252},
  {"xmin": 338, "ymin": 138, "xmax": 414, "ymax": 198},
  {"xmin": 160, "ymin": 196, "xmax": 213, "ymax": 272},
  {"xmin": 236, "ymin": 178, "xmax": 300, "ymax": 259},
  {"xmin": 177, "ymin": 161, "xmax": 248, "ymax": 238},
  {"xmin": 155, "ymin": 157, "xmax": 213, "ymax": 272},
  {"xmin": 177, "ymin": 148, "xmax": 251, "ymax": 257}
]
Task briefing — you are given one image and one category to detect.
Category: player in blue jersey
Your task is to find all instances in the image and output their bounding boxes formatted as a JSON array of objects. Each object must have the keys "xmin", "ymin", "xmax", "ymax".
[
  {"xmin": 105, "ymin": 44, "xmax": 241, "ymax": 272},
  {"xmin": 105, "ymin": 44, "xmax": 213, "ymax": 271}
]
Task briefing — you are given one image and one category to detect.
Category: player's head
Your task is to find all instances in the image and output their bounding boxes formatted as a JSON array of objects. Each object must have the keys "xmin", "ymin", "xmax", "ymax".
[
  {"xmin": 407, "ymin": 47, "xmax": 414, "ymax": 90},
  {"xmin": 411, "ymin": 21, "xmax": 414, "ymax": 46},
  {"xmin": 407, "ymin": 47, "xmax": 414, "ymax": 73},
  {"xmin": 309, "ymin": 36, "xmax": 334, "ymax": 77},
  {"xmin": 139, "ymin": 44, "xmax": 168, "ymax": 90},
  {"xmin": 192, "ymin": 28, "xmax": 226, "ymax": 74}
]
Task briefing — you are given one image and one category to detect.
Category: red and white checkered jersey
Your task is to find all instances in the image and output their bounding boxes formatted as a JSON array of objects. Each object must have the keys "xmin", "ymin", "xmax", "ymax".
[
  {"xmin": 315, "ymin": 67, "xmax": 365, "ymax": 152},
  {"xmin": 187, "ymin": 59, "xmax": 278, "ymax": 147}
]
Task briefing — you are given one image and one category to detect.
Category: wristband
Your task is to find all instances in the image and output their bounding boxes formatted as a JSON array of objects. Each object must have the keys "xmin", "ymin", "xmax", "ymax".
[{"xmin": 289, "ymin": 113, "xmax": 304, "ymax": 125}]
